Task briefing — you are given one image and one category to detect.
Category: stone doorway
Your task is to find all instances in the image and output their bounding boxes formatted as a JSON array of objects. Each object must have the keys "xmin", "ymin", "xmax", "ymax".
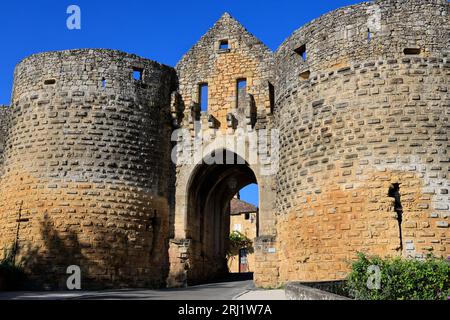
[{"xmin": 168, "ymin": 150, "xmax": 259, "ymax": 287}]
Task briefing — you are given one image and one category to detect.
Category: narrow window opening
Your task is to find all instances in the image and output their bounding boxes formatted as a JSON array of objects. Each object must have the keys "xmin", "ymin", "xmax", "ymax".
[
  {"xmin": 403, "ymin": 48, "xmax": 421, "ymax": 55},
  {"xmin": 44, "ymin": 79, "xmax": 56, "ymax": 85},
  {"xmin": 101, "ymin": 78, "xmax": 106, "ymax": 89},
  {"xmin": 294, "ymin": 44, "xmax": 307, "ymax": 61},
  {"xmin": 219, "ymin": 40, "xmax": 229, "ymax": 50},
  {"xmin": 133, "ymin": 68, "xmax": 143, "ymax": 81},
  {"xmin": 236, "ymin": 78, "xmax": 247, "ymax": 108},
  {"xmin": 388, "ymin": 183, "xmax": 403, "ymax": 251},
  {"xmin": 199, "ymin": 83, "xmax": 209, "ymax": 112},
  {"xmin": 367, "ymin": 29, "xmax": 372, "ymax": 42},
  {"xmin": 268, "ymin": 82, "xmax": 275, "ymax": 114}
]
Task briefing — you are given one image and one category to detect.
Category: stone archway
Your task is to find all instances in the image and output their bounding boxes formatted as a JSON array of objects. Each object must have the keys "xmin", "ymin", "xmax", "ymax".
[{"xmin": 168, "ymin": 149, "xmax": 259, "ymax": 286}]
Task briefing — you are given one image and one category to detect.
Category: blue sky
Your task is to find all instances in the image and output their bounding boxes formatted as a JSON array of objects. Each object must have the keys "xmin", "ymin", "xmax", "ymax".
[
  {"xmin": 240, "ymin": 184, "xmax": 259, "ymax": 207},
  {"xmin": 0, "ymin": 0, "xmax": 362, "ymax": 105},
  {"xmin": 0, "ymin": 0, "xmax": 362, "ymax": 206}
]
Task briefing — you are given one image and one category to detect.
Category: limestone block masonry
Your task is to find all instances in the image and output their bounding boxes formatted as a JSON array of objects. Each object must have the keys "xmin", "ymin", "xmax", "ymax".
[
  {"xmin": 0, "ymin": 0, "xmax": 449, "ymax": 289},
  {"xmin": 0, "ymin": 106, "xmax": 9, "ymax": 169},
  {"xmin": 0, "ymin": 50, "xmax": 176, "ymax": 289},
  {"xmin": 274, "ymin": 0, "xmax": 450, "ymax": 285}
]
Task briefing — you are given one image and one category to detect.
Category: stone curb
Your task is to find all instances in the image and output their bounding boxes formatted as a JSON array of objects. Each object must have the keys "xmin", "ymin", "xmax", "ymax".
[{"xmin": 285, "ymin": 282, "xmax": 351, "ymax": 300}]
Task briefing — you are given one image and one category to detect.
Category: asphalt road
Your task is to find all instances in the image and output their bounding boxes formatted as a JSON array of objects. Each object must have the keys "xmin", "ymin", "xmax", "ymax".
[{"xmin": 0, "ymin": 279, "xmax": 255, "ymax": 300}]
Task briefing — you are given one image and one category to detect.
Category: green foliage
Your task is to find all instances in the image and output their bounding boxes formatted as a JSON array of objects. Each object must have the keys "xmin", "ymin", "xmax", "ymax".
[
  {"xmin": 0, "ymin": 249, "xmax": 26, "ymax": 291},
  {"xmin": 346, "ymin": 253, "xmax": 450, "ymax": 300},
  {"xmin": 227, "ymin": 231, "xmax": 254, "ymax": 258}
]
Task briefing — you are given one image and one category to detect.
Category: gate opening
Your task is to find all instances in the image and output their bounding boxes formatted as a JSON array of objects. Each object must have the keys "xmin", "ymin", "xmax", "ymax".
[{"xmin": 185, "ymin": 150, "xmax": 258, "ymax": 285}]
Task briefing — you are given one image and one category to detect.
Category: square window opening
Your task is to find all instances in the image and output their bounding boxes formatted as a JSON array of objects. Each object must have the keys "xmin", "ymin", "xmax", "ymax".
[
  {"xmin": 133, "ymin": 68, "xmax": 143, "ymax": 81},
  {"xmin": 294, "ymin": 44, "xmax": 307, "ymax": 61},
  {"xmin": 219, "ymin": 40, "xmax": 229, "ymax": 50}
]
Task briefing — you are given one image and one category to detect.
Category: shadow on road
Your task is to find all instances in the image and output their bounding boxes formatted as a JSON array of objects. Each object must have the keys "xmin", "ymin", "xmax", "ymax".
[
  {"xmin": 0, "ymin": 272, "xmax": 256, "ymax": 300},
  {"xmin": 215, "ymin": 272, "xmax": 254, "ymax": 283}
]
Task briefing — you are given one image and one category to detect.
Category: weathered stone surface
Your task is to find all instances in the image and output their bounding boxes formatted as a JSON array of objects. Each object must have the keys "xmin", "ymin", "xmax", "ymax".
[
  {"xmin": 285, "ymin": 282, "xmax": 350, "ymax": 300},
  {"xmin": 274, "ymin": 0, "xmax": 450, "ymax": 286},
  {"xmin": 0, "ymin": 0, "xmax": 449, "ymax": 290},
  {"xmin": 169, "ymin": 13, "xmax": 277, "ymax": 287},
  {"xmin": 0, "ymin": 49, "xmax": 176, "ymax": 289}
]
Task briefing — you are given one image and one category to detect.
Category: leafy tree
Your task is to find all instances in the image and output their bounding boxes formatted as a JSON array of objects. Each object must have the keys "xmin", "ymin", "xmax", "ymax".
[{"xmin": 227, "ymin": 231, "xmax": 254, "ymax": 259}]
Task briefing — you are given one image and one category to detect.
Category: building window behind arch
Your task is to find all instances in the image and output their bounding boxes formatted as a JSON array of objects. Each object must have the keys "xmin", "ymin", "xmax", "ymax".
[{"xmin": 199, "ymin": 83, "xmax": 209, "ymax": 112}]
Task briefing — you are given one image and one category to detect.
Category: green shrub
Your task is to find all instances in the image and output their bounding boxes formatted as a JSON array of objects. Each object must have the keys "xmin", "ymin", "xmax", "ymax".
[
  {"xmin": 0, "ymin": 249, "xmax": 26, "ymax": 291},
  {"xmin": 227, "ymin": 231, "xmax": 254, "ymax": 258},
  {"xmin": 346, "ymin": 253, "xmax": 450, "ymax": 300}
]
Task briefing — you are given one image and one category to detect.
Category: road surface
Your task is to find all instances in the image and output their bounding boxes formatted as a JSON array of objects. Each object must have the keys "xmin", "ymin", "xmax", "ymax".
[{"xmin": 0, "ymin": 279, "xmax": 257, "ymax": 300}]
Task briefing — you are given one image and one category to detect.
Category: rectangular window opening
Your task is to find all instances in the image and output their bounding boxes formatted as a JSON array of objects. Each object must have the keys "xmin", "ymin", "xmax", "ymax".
[
  {"xmin": 219, "ymin": 40, "xmax": 229, "ymax": 50},
  {"xmin": 245, "ymin": 213, "xmax": 250, "ymax": 220},
  {"xmin": 403, "ymin": 48, "xmax": 421, "ymax": 55},
  {"xmin": 237, "ymin": 79, "xmax": 247, "ymax": 93},
  {"xmin": 199, "ymin": 83, "xmax": 209, "ymax": 112},
  {"xmin": 44, "ymin": 79, "xmax": 56, "ymax": 85},
  {"xmin": 133, "ymin": 68, "xmax": 143, "ymax": 81},
  {"xmin": 101, "ymin": 78, "xmax": 106, "ymax": 89},
  {"xmin": 294, "ymin": 44, "xmax": 307, "ymax": 61},
  {"xmin": 269, "ymin": 82, "xmax": 275, "ymax": 114},
  {"xmin": 236, "ymin": 78, "xmax": 247, "ymax": 108},
  {"xmin": 368, "ymin": 29, "xmax": 372, "ymax": 42}
]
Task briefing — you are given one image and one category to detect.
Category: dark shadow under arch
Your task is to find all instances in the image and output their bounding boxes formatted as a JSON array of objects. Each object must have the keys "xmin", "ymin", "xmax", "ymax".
[{"xmin": 186, "ymin": 149, "xmax": 258, "ymax": 285}]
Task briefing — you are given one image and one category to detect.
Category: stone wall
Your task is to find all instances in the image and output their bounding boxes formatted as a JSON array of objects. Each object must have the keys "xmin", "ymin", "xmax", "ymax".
[
  {"xmin": 0, "ymin": 106, "xmax": 9, "ymax": 169},
  {"xmin": 285, "ymin": 282, "xmax": 350, "ymax": 300},
  {"xmin": 0, "ymin": 49, "xmax": 177, "ymax": 289},
  {"xmin": 169, "ymin": 13, "xmax": 278, "ymax": 287},
  {"xmin": 276, "ymin": 0, "xmax": 450, "ymax": 86},
  {"xmin": 0, "ymin": 0, "xmax": 448, "ymax": 290},
  {"xmin": 274, "ymin": 0, "xmax": 450, "ymax": 284}
]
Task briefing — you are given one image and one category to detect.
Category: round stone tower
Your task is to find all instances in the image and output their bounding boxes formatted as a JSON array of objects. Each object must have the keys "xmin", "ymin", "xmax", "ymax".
[
  {"xmin": 274, "ymin": 0, "xmax": 450, "ymax": 284},
  {"xmin": 0, "ymin": 49, "xmax": 176, "ymax": 289}
]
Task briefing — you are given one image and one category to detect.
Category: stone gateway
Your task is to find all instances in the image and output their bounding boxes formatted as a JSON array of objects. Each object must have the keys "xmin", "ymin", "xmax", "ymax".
[{"xmin": 0, "ymin": 0, "xmax": 449, "ymax": 289}]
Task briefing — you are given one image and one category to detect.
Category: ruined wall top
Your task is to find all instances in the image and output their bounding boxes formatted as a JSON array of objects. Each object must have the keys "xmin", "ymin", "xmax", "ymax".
[
  {"xmin": 12, "ymin": 49, "xmax": 176, "ymax": 106},
  {"xmin": 176, "ymin": 13, "xmax": 274, "ymax": 129},
  {"xmin": 275, "ymin": 0, "xmax": 450, "ymax": 87},
  {"xmin": 0, "ymin": 105, "xmax": 10, "ymax": 171},
  {"xmin": 177, "ymin": 13, "xmax": 272, "ymax": 71}
]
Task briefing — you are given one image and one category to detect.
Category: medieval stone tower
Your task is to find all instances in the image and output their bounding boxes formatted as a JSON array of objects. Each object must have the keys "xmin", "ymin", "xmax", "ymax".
[{"xmin": 0, "ymin": 0, "xmax": 449, "ymax": 289}]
